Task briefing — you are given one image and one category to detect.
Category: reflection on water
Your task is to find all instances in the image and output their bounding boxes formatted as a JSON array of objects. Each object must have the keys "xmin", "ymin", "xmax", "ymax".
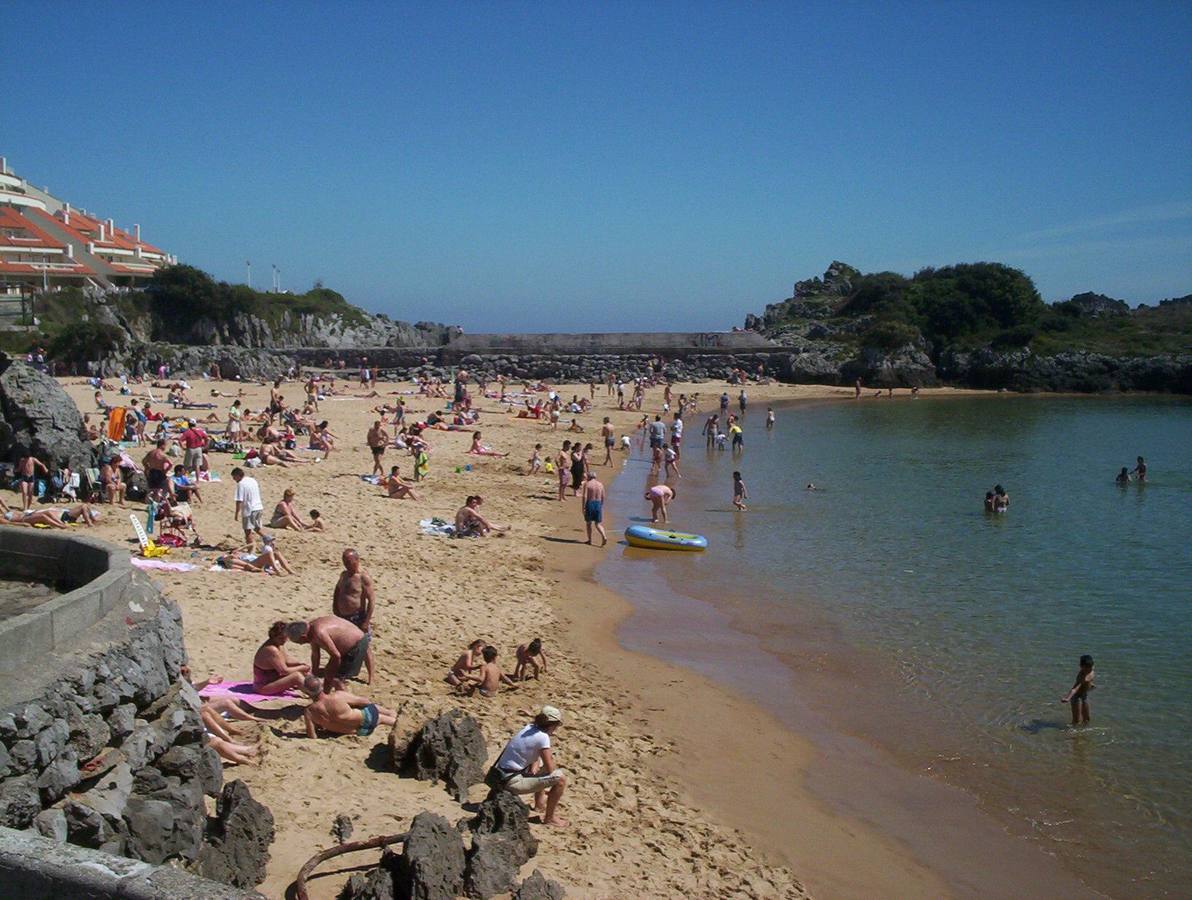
[{"xmin": 601, "ymin": 395, "xmax": 1192, "ymax": 897}]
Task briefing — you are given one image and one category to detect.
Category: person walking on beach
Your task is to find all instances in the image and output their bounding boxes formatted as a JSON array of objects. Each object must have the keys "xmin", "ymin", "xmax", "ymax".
[
  {"xmin": 332, "ymin": 548, "xmax": 376, "ymax": 685},
  {"xmin": 854, "ymin": 378, "xmax": 863, "ymax": 399},
  {"xmin": 232, "ymin": 467, "xmax": 264, "ymax": 549},
  {"xmin": 581, "ymin": 473, "xmax": 608, "ymax": 546},
  {"xmin": 600, "ymin": 417, "xmax": 615, "ymax": 465},
  {"xmin": 732, "ymin": 471, "xmax": 749, "ymax": 510},
  {"xmin": 738, "ymin": 389, "xmax": 748, "ymax": 417},
  {"xmin": 367, "ymin": 420, "xmax": 389, "ymax": 477},
  {"xmin": 1061, "ymin": 654, "xmax": 1095, "ymax": 725},
  {"xmin": 488, "ymin": 705, "xmax": 569, "ymax": 828}
]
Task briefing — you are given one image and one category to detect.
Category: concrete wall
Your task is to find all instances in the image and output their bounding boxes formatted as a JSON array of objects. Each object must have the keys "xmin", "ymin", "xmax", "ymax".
[
  {"xmin": 0, "ymin": 530, "xmax": 134, "ymax": 675},
  {"xmin": 0, "ymin": 825, "xmax": 262, "ymax": 899}
]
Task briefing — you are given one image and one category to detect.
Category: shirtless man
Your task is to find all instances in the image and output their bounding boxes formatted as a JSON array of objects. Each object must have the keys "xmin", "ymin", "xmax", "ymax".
[
  {"xmin": 455, "ymin": 495, "xmax": 507, "ymax": 536},
  {"xmin": 332, "ymin": 549, "xmax": 375, "ymax": 684},
  {"xmin": 600, "ymin": 417, "xmax": 615, "ymax": 466},
  {"xmin": 142, "ymin": 440, "xmax": 174, "ymax": 500},
  {"xmin": 555, "ymin": 441, "xmax": 571, "ymax": 502},
  {"xmin": 301, "ymin": 675, "xmax": 395, "ymax": 738},
  {"xmin": 366, "ymin": 420, "xmax": 389, "ymax": 477},
  {"xmin": 16, "ymin": 454, "xmax": 48, "ymax": 510},
  {"xmin": 581, "ymin": 472, "xmax": 608, "ymax": 546},
  {"xmin": 460, "ymin": 646, "xmax": 519, "ymax": 697},
  {"xmin": 286, "ymin": 616, "xmax": 370, "ymax": 692}
]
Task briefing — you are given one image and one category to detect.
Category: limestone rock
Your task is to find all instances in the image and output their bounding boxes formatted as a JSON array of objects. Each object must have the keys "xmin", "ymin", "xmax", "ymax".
[
  {"xmin": 394, "ymin": 811, "xmax": 465, "ymax": 900},
  {"xmin": 0, "ymin": 773, "xmax": 41, "ymax": 828},
  {"xmin": 0, "ymin": 355, "xmax": 93, "ymax": 469},
  {"xmin": 34, "ymin": 806, "xmax": 68, "ymax": 843},
  {"xmin": 464, "ymin": 791, "xmax": 539, "ymax": 899},
  {"xmin": 196, "ymin": 779, "xmax": 275, "ymax": 888},
  {"xmin": 398, "ymin": 709, "xmax": 487, "ymax": 801}
]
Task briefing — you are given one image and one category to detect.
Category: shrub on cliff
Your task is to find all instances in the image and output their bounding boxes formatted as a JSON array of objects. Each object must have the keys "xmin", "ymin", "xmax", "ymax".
[
  {"xmin": 907, "ymin": 263, "xmax": 1045, "ymax": 346},
  {"xmin": 48, "ymin": 321, "xmax": 127, "ymax": 364}
]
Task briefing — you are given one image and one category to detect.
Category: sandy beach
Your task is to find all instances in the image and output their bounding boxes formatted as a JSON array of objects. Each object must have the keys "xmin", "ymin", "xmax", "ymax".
[{"xmin": 54, "ymin": 375, "xmax": 1015, "ymax": 898}]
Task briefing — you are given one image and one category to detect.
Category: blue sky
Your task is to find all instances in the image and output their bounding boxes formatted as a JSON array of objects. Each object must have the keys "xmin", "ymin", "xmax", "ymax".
[{"xmin": 5, "ymin": 2, "xmax": 1190, "ymax": 331}]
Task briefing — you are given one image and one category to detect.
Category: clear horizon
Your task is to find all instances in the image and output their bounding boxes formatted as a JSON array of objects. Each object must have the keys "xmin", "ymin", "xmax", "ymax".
[{"xmin": 6, "ymin": 1, "xmax": 1190, "ymax": 331}]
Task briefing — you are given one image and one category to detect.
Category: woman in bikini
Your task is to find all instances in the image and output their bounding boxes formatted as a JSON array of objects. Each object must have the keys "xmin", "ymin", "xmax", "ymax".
[
  {"xmin": 270, "ymin": 488, "xmax": 310, "ymax": 530},
  {"xmin": 252, "ymin": 621, "xmax": 310, "ymax": 694},
  {"xmin": 468, "ymin": 431, "xmax": 508, "ymax": 458}
]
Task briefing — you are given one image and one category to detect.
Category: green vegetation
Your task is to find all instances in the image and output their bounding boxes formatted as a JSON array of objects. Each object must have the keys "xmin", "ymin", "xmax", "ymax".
[
  {"xmin": 48, "ymin": 321, "xmax": 127, "ymax": 363},
  {"xmin": 765, "ymin": 262, "xmax": 1191, "ymax": 358},
  {"xmin": 146, "ymin": 265, "xmax": 369, "ymax": 338}
]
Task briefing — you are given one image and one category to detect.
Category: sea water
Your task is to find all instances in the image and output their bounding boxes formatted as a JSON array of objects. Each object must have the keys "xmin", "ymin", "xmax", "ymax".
[{"xmin": 598, "ymin": 395, "xmax": 1192, "ymax": 897}]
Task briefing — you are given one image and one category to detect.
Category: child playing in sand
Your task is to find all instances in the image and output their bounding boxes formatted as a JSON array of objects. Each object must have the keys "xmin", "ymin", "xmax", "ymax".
[
  {"xmin": 446, "ymin": 639, "xmax": 486, "ymax": 686},
  {"xmin": 732, "ymin": 471, "xmax": 748, "ymax": 510},
  {"xmin": 1061, "ymin": 654, "xmax": 1095, "ymax": 725},
  {"xmin": 527, "ymin": 444, "xmax": 543, "ymax": 475},
  {"xmin": 461, "ymin": 646, "xmax": 519, "ymax": 697},
  {"xmin": 514, "ymin": 638, "xmax": 549, "ymax": 681},
  {"xmin": 308, "ymin": 509, "xmax": 326, "ymax": 531}
]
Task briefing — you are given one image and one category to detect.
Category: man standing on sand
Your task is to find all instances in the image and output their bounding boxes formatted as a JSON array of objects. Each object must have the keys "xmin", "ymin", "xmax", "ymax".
[
  {"xmin": 600, "ymin": 417, "xmax": 615, "ymax": 466},
  {"xmin": 232, "ymin": 467, "xmax": 264, "ymax": 549},
  {"xmin": 366, "ymin": 420, "xmax": 389, "ymax": 477},
  {"xmin": 287, "ymin": 617, "xmax": 370, "ymax": 692},
  {"xmin": 581, "ymin": 472, "xmax": 608, "ymax": 546},
  {"xmin": 179, "ymin": 418, "xmax": 207, "ymax": 473},
  {"xmin": 143, "ymin": 439, "xmax": 175, "ymax": 500},
  {"xmin": 301, "ymin": 675, "xmax": 395, "ymax": 738},
  {"xmin": 16, "ymin": 454, "xmax": 48, "ymax": 510},
  {"xmin": 332, "ymin": 548, "xmax": 376, "ymax": 685}
]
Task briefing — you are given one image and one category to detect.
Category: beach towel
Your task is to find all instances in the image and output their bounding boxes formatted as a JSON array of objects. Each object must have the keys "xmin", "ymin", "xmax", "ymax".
[
  {"xmin": 359, "ymin": 474, "xmax": 381, "ymax": 485},
  {"xmin": 131, "ymin": 558, "xmax": 196, "ymax": 572},
  {"xmin": 107, "ymin": 408, "xmax": 127, "ymax": 441},
  {"xmin": 198, "ymin": 680, "xmax": 298, "ymax": 703},
  {"xmin": 419, "ymin": 517, "xmax": 456, "ymax": 537}
]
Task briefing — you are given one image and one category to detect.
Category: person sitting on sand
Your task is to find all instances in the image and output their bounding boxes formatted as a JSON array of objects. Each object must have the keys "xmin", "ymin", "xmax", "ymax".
[
  {"xmin": 383, "ymin": 465, "xmax": 420, "ymax": 500},
  {"xmin": 645, "ymin": 484, "xmax": 675, "ymax": 523},
  {"xmin": 301, "ymin": 675, "xmax": 396, "ymax": 738},
  {"xmin": 488, "ymin": 705, "xmax": 569, "ymax": 828},
  {"xmin": 446, "ymin": 639, "xmax": 486, "ymax": 686},
  {"xmin": 286, "ymin": 616, "xmax": 370, "ymax": 692},
  {"xmin": 308, "ymin": 509, "xmax": 326, "ymax": 531},
  {"xmin": 455, "ymin": 495, "xmax": 508, "ymax": 537},
  {"xmin": 252, "ymin": 621, "xmax": 311, "ymax": 694},
  {"xmin": 270, "ymin": 488, "xmax": 311, "ymax": 530},
  {"xmin": 468, "ymin": 431, "xmax": 508, "ymax": 457},
  {"xmin": 514, "ymin": 638, "xmax": 549, "ymax": 681},
  {"xmin": 309, "ymin": 420, "xmax": 338, "ymax": 456},
  {"xmin": 99, "ymin": 460, "xmax": 126, "ymax": 506},
  {"xmin": 459, "ymin": 645, "xmax": 518, "ymax": 697}
]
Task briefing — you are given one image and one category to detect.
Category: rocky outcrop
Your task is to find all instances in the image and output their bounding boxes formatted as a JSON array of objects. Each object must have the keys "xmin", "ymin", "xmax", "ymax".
[
  {"xmin": 92, "ymin": 342, "xmax": 296, "ymax": 380},
  {"xmin": 396, "ymin": 710, "xmax": 487, "ymax": 802},
  {"xmin": 0, "ymin": 355, "xmax": 93, "ymax": 469},
  {"xmin": 464, "ymin": 792, "xmax": 539, "ymax": 898},
  {"xmin": 514, "ymin": 870, "xmax": 567, "ymax": 900},
  {"xmin": 196, "ymin": 780, "xmax": 275, "ymax": 888},
  {"xmin": 939, "ymin": 348, "xmax": 1192, "ymax": 393},
  {"xmin": 1064, "ymin": 292, "xmax": 1130, "ymax": 318},
  {"xmin": 394, "ymin": 812, "xmax": 466, "ymax": 900}
]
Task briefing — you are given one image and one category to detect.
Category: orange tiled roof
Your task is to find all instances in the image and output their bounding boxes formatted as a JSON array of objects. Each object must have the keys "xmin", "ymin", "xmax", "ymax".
[
  {"xmin": 53, "ymin": 208, "xmax": 164, "ymax": 256},
  {"xmin": 0, "ymin": 207, "xmax": 65, "ymax": 250}
]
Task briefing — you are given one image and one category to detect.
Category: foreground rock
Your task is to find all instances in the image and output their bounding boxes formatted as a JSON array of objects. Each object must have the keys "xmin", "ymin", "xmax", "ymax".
[
  {"xmin": 0, "ymin": 354, "xmax": 93, "ymax": 469},
  {"xmin": 394, "ymin": 709, "xmax": 487, "ymax": 802},
  {"xmin": 464, "ymin": 791, "xmax": 539, "ymax": 898},
  {"xmin": 197, "ymin": 779, "xmax": 276, "ymax": 888}
]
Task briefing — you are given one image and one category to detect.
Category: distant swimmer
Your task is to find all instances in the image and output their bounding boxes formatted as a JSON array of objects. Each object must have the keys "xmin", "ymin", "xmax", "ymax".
[
  {"xmin": 1132, "ymin": 456, "xmax": 1147, "ymax": 482},
  {"xmin": 1116, "ymin": 467, "xmax": 1131, "ymax": 485},
  {"xmin": 993, "ymin": 484, "xmax": 1009, "ymax": 512},
  {"xmin": 805, "ymin": 483, "xmax": 817, "ymax": 491},
  {"xmin": 765, "ymin": 407, "xmax": 775, "ymax": 430},
  {"xmin": 732, "ymin": 471, "xmax": 748, "ymax": 511},
  {"xmin": 984, "ymin": 491, "xmax": 996, "ymax": 511},
  {"xmin": 1060, "ymin": 654, "xmax": 1095, "ymax": 726}
]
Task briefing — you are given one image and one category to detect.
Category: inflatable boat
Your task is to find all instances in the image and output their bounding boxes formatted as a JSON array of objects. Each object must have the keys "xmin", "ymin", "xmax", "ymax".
[{"xmin": 624, "ymin": 524, "xmax": 708, "ymax": 551}]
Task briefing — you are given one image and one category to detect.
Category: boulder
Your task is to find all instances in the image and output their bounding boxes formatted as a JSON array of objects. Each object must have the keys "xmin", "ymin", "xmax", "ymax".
[
  {"xmin": 0, "ymin": 773, "xmax": 41, "ymax": 828},
  {"xmin": 0, "ymin": 355, "xmax": 93, "ymax": 469},
  {"xmin": 394, "ymin": 812, "xmax": 465, "ymax": 900},
  {"xmin": 464, "ymin": 791, "xmax": 539, "ymax": 899},
  {"xmin": 397, "ymin": 710, "xmax": 487, "ymax": 801},
  {"xmin": 34, "ymin": 806, "xmax": 69, "ymax": 843},
  {"xmin": 340, "ymin": 847, "xmax": 399, "ymax": 900},
  {"xmin": 196, "ymin": 779, "xmax": 275, "ymax": 888},
  {"xmin": 513, "ymin": 869, "xmax": 567, "ymax": 900}
]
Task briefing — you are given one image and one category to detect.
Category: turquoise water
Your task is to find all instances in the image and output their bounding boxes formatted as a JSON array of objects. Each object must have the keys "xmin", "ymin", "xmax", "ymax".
[{"xmin": 601, "ymin": 395, "xmax": 1192, "ymax": 897}]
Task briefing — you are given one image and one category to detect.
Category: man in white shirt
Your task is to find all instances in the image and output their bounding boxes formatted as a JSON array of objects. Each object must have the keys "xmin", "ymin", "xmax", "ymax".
[
  {"xmin": 670, "ymin": 413, "xmax": 683, "ymax": 459},
  {"xmin": 232, "ymin": 467, "xmax": 264, "ymax": 549},
  {"xmin": 490, "ymin": 705, "xmax": 568, "ymax": 828}
]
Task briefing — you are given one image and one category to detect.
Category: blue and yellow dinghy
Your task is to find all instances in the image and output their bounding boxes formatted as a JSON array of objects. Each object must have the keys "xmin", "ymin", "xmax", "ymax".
[{"xmin": 624, "ymin": 524, "xmax": 708, "ymax": 552}]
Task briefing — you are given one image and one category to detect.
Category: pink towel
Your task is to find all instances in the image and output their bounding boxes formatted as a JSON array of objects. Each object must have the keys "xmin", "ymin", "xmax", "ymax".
[
  {"xmin": 131, "ymin": 558, "xmax": 196, "ymax": 573},
  {"xmin": 198, "ymin": 680, "xmax": 299, "ymax": 703}
]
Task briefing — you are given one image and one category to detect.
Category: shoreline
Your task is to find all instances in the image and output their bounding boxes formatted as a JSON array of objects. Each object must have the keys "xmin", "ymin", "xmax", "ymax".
[{"xmin": 550, "ymin": 387, "xmax": 1093, "ymax": 898}]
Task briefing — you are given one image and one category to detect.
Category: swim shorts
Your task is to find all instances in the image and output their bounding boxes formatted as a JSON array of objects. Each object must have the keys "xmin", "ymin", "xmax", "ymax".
[
  {"xmin": 371, "ymin": 446, "xmax": 384, "ymax": 458},
  {"xmin": 146, "ymin": 468, "xmax": 167, "ymax": 490},
  {"xmin": 583, "ymin": 499, "xmax": 603, "ymax": 523},
  {"xmin": 241, "ymin": 509, "xmax": 262, "ymax": 532},
  {"xmin": 339, "ymin": 633, "xmax": 371, "ymax": 679},
  {"xmin": 357, "ymin": 702, "xmax": 379, "ymax": 736}
]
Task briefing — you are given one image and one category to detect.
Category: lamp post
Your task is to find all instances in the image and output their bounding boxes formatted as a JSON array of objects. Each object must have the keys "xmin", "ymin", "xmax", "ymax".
[{"xmin": 246, "ymin": 260, "xmax": 252, "ymax": 289}]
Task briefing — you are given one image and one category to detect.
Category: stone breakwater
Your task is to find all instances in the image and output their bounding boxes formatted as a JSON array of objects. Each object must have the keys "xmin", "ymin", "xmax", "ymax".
[
  {"xmin": 0, "ymin": 530, "xmax": 273, "ymax": 894},
  {"xmin": 81, "ymin": 332, "xmax": 1192, "ymax": 394}
]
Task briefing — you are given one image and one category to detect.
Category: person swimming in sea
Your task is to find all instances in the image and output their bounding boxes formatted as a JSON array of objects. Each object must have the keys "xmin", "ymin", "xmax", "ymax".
[
  {"xmin": 1132, "ymin": 456, "xmax": 1147, "ymax": 482},
  {"xmin": 1115, "ymin": 467, "xmax": 1131, "ymax": 485},
  {"xmin": 1061, "ymin": 654, "xmax": 1095, "ymax": 725},
  {"xmin": 993, "ymin": 484, "xmax": 1009, "ymax": 512},
  {"xmin": 984, "ymin": 490, "xmax": 996, "ymax": 511}
]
